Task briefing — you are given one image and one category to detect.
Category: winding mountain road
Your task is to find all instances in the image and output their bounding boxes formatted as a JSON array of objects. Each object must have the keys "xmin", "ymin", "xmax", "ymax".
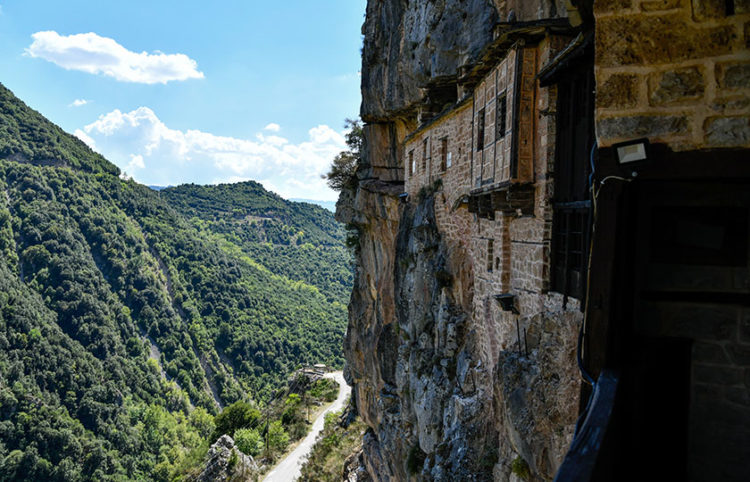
[{"xmin": 263, "ymin": 371, "xmax": 350, "ymax": 482}]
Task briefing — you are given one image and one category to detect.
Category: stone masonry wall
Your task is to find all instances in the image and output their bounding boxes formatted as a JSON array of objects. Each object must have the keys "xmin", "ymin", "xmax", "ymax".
[
  {"xmin": 638, "ymin": 300, "xmax": 750, "ymax": 480},
  {"xmin": 400, "ymin": 34, "xmax": 583, "ymax": 480},
  {"xmin": 594, "ymin": 0, "xmax": 750, "ymax": 149},
  {"xmin": 404, "ymin": 101, "xmax": 474, "ymax": 199}
]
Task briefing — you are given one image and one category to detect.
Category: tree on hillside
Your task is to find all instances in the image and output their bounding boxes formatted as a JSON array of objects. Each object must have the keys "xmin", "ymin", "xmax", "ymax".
[{"xmin": 323, "ymin": 118, "xmax": 362, "ymax": 191}]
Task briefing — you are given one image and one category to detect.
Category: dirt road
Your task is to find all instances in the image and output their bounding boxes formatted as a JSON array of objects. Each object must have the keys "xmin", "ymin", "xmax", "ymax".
[{"xmin": 263, "ymin": 371, "xmax": 350, "ymax": 482}]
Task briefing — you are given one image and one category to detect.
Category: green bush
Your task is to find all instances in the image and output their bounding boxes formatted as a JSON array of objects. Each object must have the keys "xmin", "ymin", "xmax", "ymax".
[
  {"xmin": 267, "ymin": 421, "xmax": 289, "ymax": 453},
  {"xmin": 235, "ymin": 428, "xmax": 263, "ymax": 457},
  {"xmin": 213, "ymin": 402, "xmax": 261, "ymax": 439}
]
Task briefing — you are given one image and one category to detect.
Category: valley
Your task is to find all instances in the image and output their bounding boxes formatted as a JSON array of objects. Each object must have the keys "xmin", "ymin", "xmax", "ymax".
[{"xmin": 0, "ymin": 82, "xmax": 352, "ymax": 480}]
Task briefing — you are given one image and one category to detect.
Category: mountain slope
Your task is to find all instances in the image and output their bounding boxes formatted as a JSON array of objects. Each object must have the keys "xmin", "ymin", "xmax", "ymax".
[
  {"xmin": 160, "ymin": 182, "xmax": 353, "ymax": 305},
  {"xmin": 0, "ymin": 86, "xmax": 118, "ymax": 175},
  {"xmin": 0, "ymin": 82, "xmax": 349, "ymax": 480}
]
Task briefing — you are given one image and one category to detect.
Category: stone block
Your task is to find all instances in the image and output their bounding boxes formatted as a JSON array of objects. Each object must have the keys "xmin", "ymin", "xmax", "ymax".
[
  {"xmin": 598, "ymin": 73, "xmax": 640, "ymax": 109},
  {"xmin": 727, "ymin": 344, "xmax": 750, "ymax": 365},
  {"xmin": 641, "ymin": 0, "xmax": 684, "ymax": 11},
  {"xmin": 649, "ymin": 66, "xmax": 705, "ymax": 105},
  {"xmin": 704, "ymin": 116, "xmax": 750, "ymax": 147},
  {"xmin": 693, "ymin": 364, "xmax": 744, "ymax": 386},
  {"xmin": 711, "ymin": 96, "xmax": 750, "ymax": 112},
  {"xmin": 594, "ymin": 0, "xmax": 634, "ymax": 13},
  {"xmin": 596, "ymin": 14, "xmax": 734, "ymax": 67},
  {"xmin": 693, "ymin": 342, "xmax": 730, "ymax": 364},
  {"xmin": 691, "ymin": 0, "xmax": 726, "ymax": 20},
  {"xmin": 716, "ymin": 62, "xmax": 750, "ymax": 89},
  {"xmin": 597, "ymin": 115, "xmax": 688, "ymax": 140}
]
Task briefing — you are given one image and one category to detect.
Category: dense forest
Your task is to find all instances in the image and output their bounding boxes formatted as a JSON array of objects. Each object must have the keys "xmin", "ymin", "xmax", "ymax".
[
  {"xmin": 0, "ymin": 82, "xmax": 351, "ymax": 480},
  {"xmin": 160, "ymin": 182, "xmax": 352, "ymax": 305}
]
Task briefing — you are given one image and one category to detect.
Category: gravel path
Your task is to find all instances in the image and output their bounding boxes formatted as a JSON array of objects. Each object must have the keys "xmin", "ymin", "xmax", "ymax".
[{"xmin": 263, "ymin": 371, "xmax": 350, "ymax": 482}]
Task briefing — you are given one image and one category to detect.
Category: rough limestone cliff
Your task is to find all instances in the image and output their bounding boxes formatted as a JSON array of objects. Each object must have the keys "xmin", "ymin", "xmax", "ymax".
[{"xmin": 338, "ymin": 1, "xmax": 582, "ymax": 481}]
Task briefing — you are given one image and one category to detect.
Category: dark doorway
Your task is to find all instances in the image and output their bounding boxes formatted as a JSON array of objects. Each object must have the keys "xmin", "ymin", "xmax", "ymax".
[{"xmin": 612, "ymin": 180, "xmax": 750, "ymax": 481}]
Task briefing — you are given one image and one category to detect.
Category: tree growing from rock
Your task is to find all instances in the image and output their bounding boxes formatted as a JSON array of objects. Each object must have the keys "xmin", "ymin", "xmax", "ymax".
[{"xmin": 323, "ymin": 118, "xmax": 362, "ymax": 191}]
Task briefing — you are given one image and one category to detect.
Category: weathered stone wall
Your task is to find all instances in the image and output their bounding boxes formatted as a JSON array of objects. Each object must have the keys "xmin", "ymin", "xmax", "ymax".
[
  {"xmin": 638, "ymin": 300, "xmax": 750, "ymax": 481},
  {"xmin": 391, "ymin": 33, "xmax": 583, "ymax": 480},
  {"xmin": 404, "ymin": 101, "xmax": 474, "ymax": 198},
  {"xmin": 594, "ymin": 0, "xmax": 750, "ymax": 149}
]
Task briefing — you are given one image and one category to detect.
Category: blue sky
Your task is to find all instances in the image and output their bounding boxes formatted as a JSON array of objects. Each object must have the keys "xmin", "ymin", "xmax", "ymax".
[{"xmin": 0, "ymin": 0, "xmax": 365, "ymax": 201}]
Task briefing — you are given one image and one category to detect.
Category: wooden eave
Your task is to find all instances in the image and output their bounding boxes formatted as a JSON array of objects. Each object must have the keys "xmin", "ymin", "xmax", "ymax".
[
  {"xmin": 404, "ymin": 97, "xmax": 473, "ymax": 144},
  {"xmin": 468, "ymin": 182, "xmax": 536, "ymax": 217},
  {"xmin": 457, "ymin": 18, "xmax": 576, "ymax": 92}
]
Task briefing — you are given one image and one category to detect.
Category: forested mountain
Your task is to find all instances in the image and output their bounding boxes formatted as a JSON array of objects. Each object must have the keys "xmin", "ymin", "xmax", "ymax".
[
  {"xmin": 160, "ymin": 182, "xmax": 352, "ymax": 304},
  {"xmin": 0, "ymin": 82, "xmax": 350, "ymax": 480}
]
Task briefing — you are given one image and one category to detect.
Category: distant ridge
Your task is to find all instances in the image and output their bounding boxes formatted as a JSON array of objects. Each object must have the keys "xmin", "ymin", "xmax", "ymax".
[{"xmin": 290, "ymin": 198, "xmax": 337, "ymax": 212}]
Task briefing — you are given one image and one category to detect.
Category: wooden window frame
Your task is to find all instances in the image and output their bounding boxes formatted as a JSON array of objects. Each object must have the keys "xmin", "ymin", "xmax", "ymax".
[
  {"xmin": 440, "ymin": 137, "xmax": 448, "ymax": 172},
  {"xmin": 476, "ymin": 109, "xmax": 486, "ymax": 151},
  {"xmin": 487, "ymin": 239, "xmax": 494, "ymax": 272},
  {"xmin": 496, "ymin": 93, "xmax": 507, "ymax": 141},
  {"xmin": 550, "ymin": 59, "xmax": 595, "ymax": 302}
]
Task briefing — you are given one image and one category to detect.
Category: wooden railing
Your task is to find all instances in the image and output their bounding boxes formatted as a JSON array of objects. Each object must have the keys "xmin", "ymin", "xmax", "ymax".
[{"xmin": 554, "ymin": 370, "xmax": 619, "ymax": 481}]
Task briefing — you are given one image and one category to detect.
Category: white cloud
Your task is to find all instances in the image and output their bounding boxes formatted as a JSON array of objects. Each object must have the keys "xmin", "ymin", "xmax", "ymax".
[
  {"xmin": 26, "ymin": 31, "xmax": 204, "ymax": 84},
  {"xmin": 126, "ymin": 154, "xmax": 145, "ymax": 171},
  {"xmin": 81, "ymin": 107, "xmax": 346, "ymax": 201},
  {"xmin": 264, "ymin": 123, "xmax": 281, "ymax": 132},
  {"xmin": 69, "ymin": 98, "xmax": 89, "ymax": 107}
]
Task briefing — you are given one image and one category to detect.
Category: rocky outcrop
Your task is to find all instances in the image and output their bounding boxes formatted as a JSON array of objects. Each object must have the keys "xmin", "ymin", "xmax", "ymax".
[
  {"xmin": 348, "ymin": 192, "xmax": 491, "ymax": 481},
  {"xmin": 341, "ymin": 186, "xmax": 579, "ymax": 480},
  {"xmin": 343, "ymin": 448, "xmax": 373, "ymax": 482},
  {"xmin": 195, "ymin": 435, "xmax": 258, "ymax": 482},
  {"xmin": 392, "ymin": 194, "xmax": 498, "ymax": 480}
]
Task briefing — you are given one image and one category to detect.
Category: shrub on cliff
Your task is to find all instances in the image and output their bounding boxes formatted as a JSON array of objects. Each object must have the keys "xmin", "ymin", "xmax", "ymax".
[{"xmin": 323, "ymin": 118, "xmax": 362, "ymax": 191}]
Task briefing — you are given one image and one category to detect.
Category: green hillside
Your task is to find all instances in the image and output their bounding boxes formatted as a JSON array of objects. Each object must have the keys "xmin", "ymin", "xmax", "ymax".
[
  {"xmin": 0, "ymin": 82, "xmax": 350, "ymax": 480},
  {"xmin": 160, "ymin": 182, "xmax": 352, "ymax": 304}
]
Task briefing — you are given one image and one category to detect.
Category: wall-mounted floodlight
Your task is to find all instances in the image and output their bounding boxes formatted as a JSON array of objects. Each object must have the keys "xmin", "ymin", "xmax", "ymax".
[
  {"xmin": 613, "ymin": 138, "xmax": 650, "ymax": 164},
  {"xmin": 399, "ymin": 192, "xmax": 409, "ymax": 203}
]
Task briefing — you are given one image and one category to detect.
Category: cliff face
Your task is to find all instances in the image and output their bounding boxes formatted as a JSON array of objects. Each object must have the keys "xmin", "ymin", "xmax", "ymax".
[
  {"xmin": 361, "ymin": 0, "xmax": 497, "ymax": 120},
  {"xmin": 339, "ymin": 1, "xmax": 581, "ymax": 480}
]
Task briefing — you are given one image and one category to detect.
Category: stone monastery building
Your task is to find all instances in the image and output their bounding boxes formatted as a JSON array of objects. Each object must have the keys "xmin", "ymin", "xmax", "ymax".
[{"xmin": 342, "ymin": 0, "xmax": 750, "ymax": 480}]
